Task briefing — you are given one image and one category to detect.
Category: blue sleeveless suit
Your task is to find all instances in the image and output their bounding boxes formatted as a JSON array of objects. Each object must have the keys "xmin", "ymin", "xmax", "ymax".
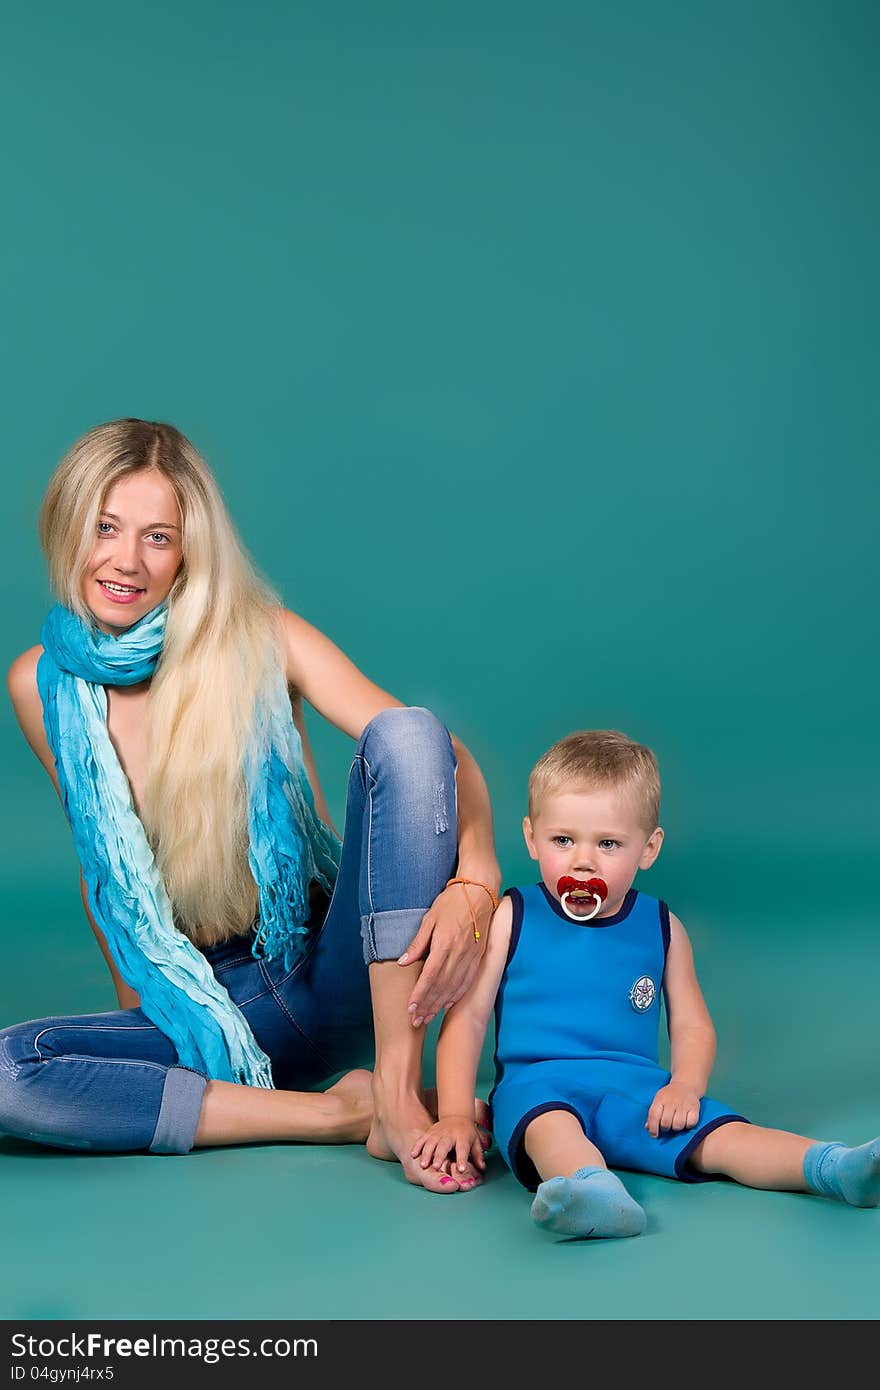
[{"xmin": 489, "ymin": 884, "xmax": 747, "ymax": 1190}]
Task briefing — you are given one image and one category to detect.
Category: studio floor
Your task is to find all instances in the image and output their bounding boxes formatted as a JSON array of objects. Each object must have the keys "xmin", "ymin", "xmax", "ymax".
[{"xmin": 1, "ymin": 886, "xmax": 877, "ymax": 1321}]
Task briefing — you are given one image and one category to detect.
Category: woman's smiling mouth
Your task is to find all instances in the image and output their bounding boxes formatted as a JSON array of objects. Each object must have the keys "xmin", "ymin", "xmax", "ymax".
[{"xmin": 96, "ymin": 579, "xmax": 146, "ymax": 604}]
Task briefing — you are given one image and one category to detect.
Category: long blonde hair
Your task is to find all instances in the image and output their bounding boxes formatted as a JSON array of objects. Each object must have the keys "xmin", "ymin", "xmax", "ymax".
[{"xmin": 39, "ymin": 418, "xmax": 284, "ymax": 944}]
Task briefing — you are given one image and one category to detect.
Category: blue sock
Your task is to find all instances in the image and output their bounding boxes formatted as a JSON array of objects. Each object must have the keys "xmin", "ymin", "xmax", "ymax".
[
  {"xmin": 803, "ymin": 1138, "xmax": 880, "ymax": 1207},
  {"xmin": 530, "ymin": 1165, "xmax": 646, "ymax": 1238}
]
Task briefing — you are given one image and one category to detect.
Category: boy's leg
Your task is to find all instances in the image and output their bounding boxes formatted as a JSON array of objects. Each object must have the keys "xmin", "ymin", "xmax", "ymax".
[
  {"xmin": 524, "ymin": 1109, "xmax": 646, "ymax": 1238},
  {"xmin": 691, "ymin": 1122, "xmax": 880, "ymax": 1206},
  {"xmin": 688, "ymin": 1122, "xmax": 811, "ymax": 1188},
  {"xmin": 524, "ymin": 1107, "xmax": 606, "ymax": 1178}
]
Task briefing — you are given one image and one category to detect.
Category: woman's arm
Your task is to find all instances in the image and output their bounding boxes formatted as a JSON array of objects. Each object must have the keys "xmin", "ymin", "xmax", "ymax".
[
  {"xmin": 79, "ymin": 873, "xmax": 141, "ymax": 1009},
  {"xmin": 289, "ymin": 693, "xmax": 337, "ymax": 834},
  {"xmin": 7, "ymin": 647, "xmax": 139, "ymax": 1010},
  {"xmin": 646, "ymin": 912, "xmax": 717, "ymax": 1137},
  {"xmin": 279, "ymin": 608, "xmax": 406, "ymax": 737},
  {"xmin": 399, "ymin": 738, "xmax": 500, "ymax": 1023},
  {"xmin": 279, "ymin": 609, "xmax": 501, "ymax": 1017}
]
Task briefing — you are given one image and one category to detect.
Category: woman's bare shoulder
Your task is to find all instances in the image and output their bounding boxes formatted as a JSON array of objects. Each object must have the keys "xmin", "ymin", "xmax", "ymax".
[
  {"xmin": 276, "ymin": 605, "xmax": 318, "ymax": 645},
  {"xmin": 7, "ymin": 645, "xmax": 44, "ymax": 706},
  {"xmin": 7, "ymin": 646, "xmax": 55, "ymax": 777}
]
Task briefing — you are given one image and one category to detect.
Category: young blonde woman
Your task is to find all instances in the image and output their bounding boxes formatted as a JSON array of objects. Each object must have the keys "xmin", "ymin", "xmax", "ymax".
[{"xmin": 1, "ymin": 418, "xmax": 500, "ymax": 1192}]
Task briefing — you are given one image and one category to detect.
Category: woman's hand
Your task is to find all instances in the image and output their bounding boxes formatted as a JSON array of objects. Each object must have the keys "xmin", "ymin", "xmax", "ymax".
[{"xmin": 398, "ymin": 880, "xmax": 494, "ymax": 1026}]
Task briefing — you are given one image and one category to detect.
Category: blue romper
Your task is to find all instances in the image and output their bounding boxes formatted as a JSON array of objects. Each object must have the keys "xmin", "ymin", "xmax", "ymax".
[{"xmin": 489, "ymin": 883, "xmax": 747, "ymax": 1190}]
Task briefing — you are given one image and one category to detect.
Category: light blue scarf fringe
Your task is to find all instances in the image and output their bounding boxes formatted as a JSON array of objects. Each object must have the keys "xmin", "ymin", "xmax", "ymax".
[{"xmin": 37, "ymin": 604, "xmax": 341, "ymax": 1088}]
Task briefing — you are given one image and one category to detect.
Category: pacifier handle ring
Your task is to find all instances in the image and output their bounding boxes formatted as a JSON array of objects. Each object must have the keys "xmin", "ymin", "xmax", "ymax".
[{"xmin": 560, "ymin": 891, "xmax": 602, "ymax": 923}]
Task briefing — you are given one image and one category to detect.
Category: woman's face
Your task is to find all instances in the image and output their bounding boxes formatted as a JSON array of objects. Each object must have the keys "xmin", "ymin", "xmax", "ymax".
[{"xmin": 82, "ymin": 469, "xmax": 184, "ymax": 635}]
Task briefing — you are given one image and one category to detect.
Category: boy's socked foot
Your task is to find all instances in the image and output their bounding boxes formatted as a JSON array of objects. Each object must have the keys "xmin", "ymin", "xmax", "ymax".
[
  {"xmin": 804, "ymin": 1137, "xmax": 880, "ymax": 1207},
  {"xmin": 366, "ymin": 1084, "xmax": 480, "ymax": 1194},
  {"xmin": 530, "ymin": 1166, "xmax": 646, "ymax": 1239}
]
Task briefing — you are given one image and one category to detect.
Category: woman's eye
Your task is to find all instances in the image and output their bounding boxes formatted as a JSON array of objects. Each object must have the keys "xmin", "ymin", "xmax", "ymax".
[
  {"xmin": 148, "ymin": 532, "xmax": 170, "ymax": 544},
  {"xmin": 97, "ymin": 521, "xmax": 114, "ymax": 534}
]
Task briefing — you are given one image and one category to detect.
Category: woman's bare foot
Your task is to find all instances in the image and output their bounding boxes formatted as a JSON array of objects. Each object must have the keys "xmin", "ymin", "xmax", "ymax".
[
  {"xmin": 324, "ymin": 1069, "xmax": 374, "ymax": 1142},
  {"xmin": 193, "ymin": 1067, "xmax": 374, "ymax": 1147},
  {"xmin": 366, "ymin": 1079, "xmax": 474, "ymax": 1193}
]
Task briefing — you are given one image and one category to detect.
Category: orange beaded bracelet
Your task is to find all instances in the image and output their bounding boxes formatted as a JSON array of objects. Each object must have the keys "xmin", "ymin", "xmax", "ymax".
[{"xmin": 446, "ymin": 877, "xmax": 501, "ymax": 942}]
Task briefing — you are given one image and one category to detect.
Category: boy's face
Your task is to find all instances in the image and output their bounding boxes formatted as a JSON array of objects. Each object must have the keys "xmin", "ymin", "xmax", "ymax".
[{"xmin": 523, "ymin": 783, "xmax": 663, "ymax": 918}]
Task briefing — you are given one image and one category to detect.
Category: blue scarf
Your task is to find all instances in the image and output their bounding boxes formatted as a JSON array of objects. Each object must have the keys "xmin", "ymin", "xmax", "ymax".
[{"xmin": 37, "ymin": 604, "xmax": 341, "ymax": 1087}]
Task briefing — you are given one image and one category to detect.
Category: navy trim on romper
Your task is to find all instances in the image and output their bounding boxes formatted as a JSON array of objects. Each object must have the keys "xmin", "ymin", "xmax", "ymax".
[
  {"xmin": 675, "ymin": 1113, "xmax": 750, "ymax": 1181},
  {"xmin": 538, "ymin": 882, "xmax": 638, "ymax": 926},
  {"xmin": 504, "ymin": 888, "xmax": 524, "ymax": 964},
  {"xmin": 508, "ymin": 1101, "xmax": 586, "ymax": 1191},
  {"xmin": 659, "ymin": 900, "xmax": 671, "ymax": 959},
  {"xmin": 659, "ymin": 899, "xmax": 671, "ymax": 1041}
]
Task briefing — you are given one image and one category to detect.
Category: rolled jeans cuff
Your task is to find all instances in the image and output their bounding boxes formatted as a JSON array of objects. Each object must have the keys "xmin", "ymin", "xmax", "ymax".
[
  {"xmin": 149, "ymin": 1065, "xmax": 208, "ymax": 1154},
  {"xmin": 361, "ymin": 908, "xmax": 428, "ymax": 965}
]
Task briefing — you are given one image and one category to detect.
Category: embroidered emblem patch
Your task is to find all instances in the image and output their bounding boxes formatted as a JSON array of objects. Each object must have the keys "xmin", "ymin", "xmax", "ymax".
[{"xmin": 629, "ymin": 976, "xmax": 656, "ymax": 1012}]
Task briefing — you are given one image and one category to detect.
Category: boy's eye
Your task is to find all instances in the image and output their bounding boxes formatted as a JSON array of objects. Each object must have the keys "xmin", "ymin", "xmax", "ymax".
[
  {"xmin": 599, "ymin": 839, "xmax": 620, "ymax": 850},
  {"xmin": 552, "ymin": 836, "xmax": 572, "ymax": 847}
]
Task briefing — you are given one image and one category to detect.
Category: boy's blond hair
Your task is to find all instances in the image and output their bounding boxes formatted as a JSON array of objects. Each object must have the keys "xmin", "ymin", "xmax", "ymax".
[{"xmin": 528, "ymin": 730, "xmax": 660, "ymax": 834}]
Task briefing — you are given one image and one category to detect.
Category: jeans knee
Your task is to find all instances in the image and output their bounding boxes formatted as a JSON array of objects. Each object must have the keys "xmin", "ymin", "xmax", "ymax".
[
  {"xmin": 359, "ymin": 706, "xmax": 455, "ymax": 770},
  {"xmin": 0, "ymin": 1021, "xmax": 71, "ymax": 1141},
  {"xmin": 0, "ymin": 1029, "xmax": 29, "ymax": 1137}
]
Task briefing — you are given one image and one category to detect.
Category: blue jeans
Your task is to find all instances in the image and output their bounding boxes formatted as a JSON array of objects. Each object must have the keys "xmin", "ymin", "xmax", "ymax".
[{"xmin": 0, "ymin": 707, "xmax": 458, "ymax": 1155}]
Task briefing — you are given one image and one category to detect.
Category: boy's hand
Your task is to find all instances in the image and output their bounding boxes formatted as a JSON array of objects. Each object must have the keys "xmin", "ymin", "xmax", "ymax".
[
  {"xmin": 411, "ymin": 1116, "xmax": 487, "ymax": 1175},
  {"xmin": 645, "ymin": 1083, "xmax": 702, "ymax": 1137}
]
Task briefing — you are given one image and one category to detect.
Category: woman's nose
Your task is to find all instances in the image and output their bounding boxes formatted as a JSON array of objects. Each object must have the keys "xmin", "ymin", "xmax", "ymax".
[{"xmin": 111, "ymin": 532, "xmax": 140, "ymax": 572}]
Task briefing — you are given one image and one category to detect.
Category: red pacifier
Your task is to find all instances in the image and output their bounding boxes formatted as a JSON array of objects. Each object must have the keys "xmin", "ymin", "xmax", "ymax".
[{"xmin": 557, "ymin": 876, "xmax": 608, "ymax": 922}]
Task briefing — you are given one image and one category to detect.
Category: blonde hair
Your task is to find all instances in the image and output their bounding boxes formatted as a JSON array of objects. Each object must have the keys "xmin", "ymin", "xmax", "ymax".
[
  {"xmin": 40, "ymin": 418, "xmax": 283, "ymax": 945},
  {"xmin": 528, "ymin": 730, "xmax": 660, "ymax": 834}
]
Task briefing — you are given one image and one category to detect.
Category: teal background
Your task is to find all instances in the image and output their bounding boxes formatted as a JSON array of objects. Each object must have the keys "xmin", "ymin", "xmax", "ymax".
[{"xmin": 1, "ymin": 1, "xmax": 877, "ymax": 1321}]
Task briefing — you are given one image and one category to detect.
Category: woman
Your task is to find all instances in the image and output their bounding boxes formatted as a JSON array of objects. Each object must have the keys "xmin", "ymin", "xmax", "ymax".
[{"xmin": 1, "ymin": 418, "xmax": 500, "ymax": 1192}]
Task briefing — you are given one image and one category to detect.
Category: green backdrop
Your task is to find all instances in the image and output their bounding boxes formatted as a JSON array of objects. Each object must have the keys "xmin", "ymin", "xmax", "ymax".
[{"xmin": 1, "ymin": 1, "xmax": 877, "ymax": 1321}]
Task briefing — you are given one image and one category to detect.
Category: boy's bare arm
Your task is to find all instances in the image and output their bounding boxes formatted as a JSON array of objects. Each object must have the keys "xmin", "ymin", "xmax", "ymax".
[
  {"xmin": 411, "ymin": 897, "xmax": 512, "ymax": 1173},
  {"xmin": 435, "ymin": 896, "xmax": 512, "ymax": 1115},
  {"xmin": 646, "ymin": 912, "xmax": 717, "ymax": 1137}
]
